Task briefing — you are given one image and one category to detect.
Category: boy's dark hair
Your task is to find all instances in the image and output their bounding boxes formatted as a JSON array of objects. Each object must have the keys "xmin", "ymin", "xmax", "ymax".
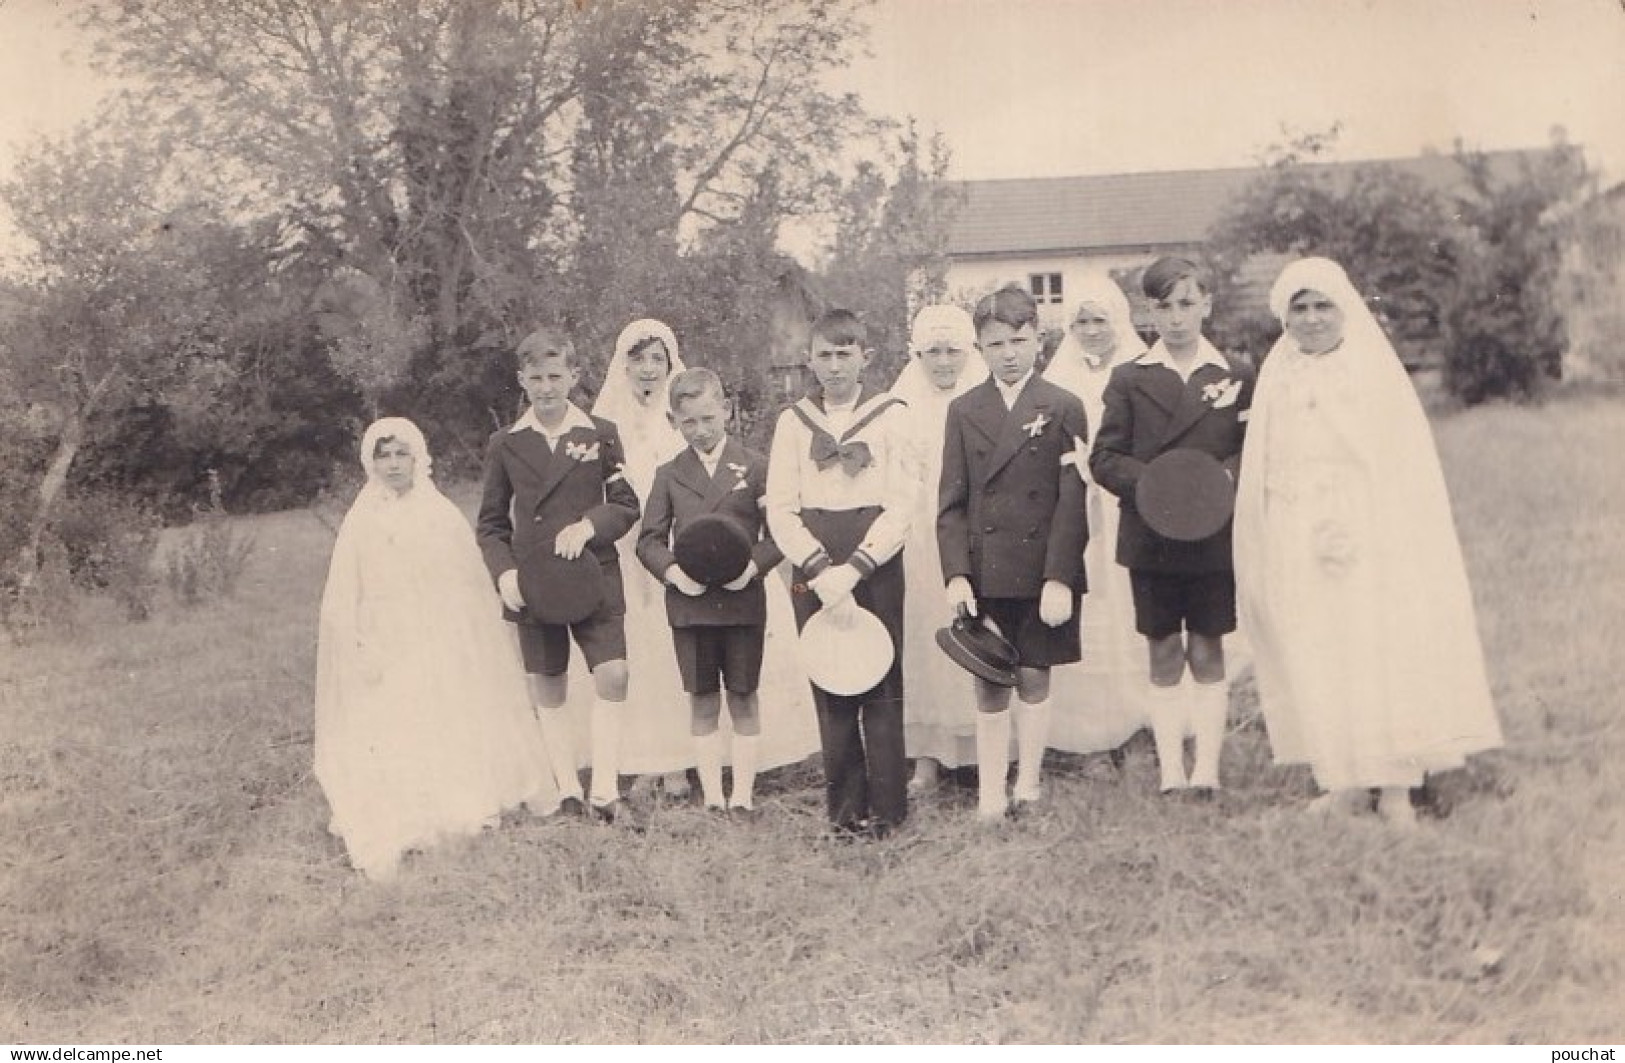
[
  {"xmin": 808, "ymin": 308, "xmax": 867, "ymax": 349},
  {"xmin": 1141, "ymin": 256, "xmax": 1207, "ymax": 301},
  {"xmin": 667, "ymin": 367, "xmax": 727, "ymax": 412},
  {"xmin": 515, "ymin": 326, "xmax": 580, "ymax": 369},
  {"xmin": 972, "ymin": 284, "xmax": 1039, "ymax": 336}
]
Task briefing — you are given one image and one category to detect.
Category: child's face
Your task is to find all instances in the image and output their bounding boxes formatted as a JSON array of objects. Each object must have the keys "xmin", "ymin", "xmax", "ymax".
[
  {"xmin": 373, "ymin": 438, "xmax": 415, "ymax": 495},
  {"xmin": 976, "ymin": 319, "xmax": 1040, "ymax": 385},
  {"xmin": 1069, "ymin": 302, "xmax": 1117, "ymax": 360},
  {"xmin": 518, "ymin": 354, "xmax": 580, "ymax": 422},
  {"xmin": 625, "ymin": 339, "xmax": 671, "ymax": 404},
  {"xmin": 1146, "ymin": 277, "xmax": 1211, "ymax": 354},
  {"xmin": 669, "ymin": 389, "xmax": 729, "ymax": 454},
  {"xmin": 918, "ymin": 340, "xmax": 971, "ymax": 391},
  {"xmin": 1283, "ymin": 288, "xmax": 1346, "ymax": 355},
  {"xmin": 808, "ymin": 338, "xmax": 871, "ymax": 404}
]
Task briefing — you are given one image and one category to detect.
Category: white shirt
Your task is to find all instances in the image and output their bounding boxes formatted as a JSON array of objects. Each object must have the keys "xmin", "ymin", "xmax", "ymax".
[
  {"xmin": 694, "ymin": 439, "xmax": 725, "ymax": 478},
  {"xmin": 994, "ymin": 371, "xmax": 1035, "ymax": 411},
  {"xmin": 821, "ymin": 394, "xmax": 859, "ymax": 435},
  {"xmin": 765, "ymin": 393, "xmax": 911, "ymax": 570},
  {"xmin": 1136, "ymin": 339, "xmax": 1229, "ymax": 384},
  {"xmin": 509, "ymin": 402, "xmax": 595, "ymax": 449}
]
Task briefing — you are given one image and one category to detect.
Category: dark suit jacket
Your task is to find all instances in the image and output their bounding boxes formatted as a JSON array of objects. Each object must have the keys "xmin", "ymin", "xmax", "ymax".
[
  {"xmin": 1088, "ymin": 348, "xmax": 1255, "ymax": 572},
  {"xmin": 938, "ymin": 375, "xmax": 1090, "ymax": 600},
  {"xmin": 476, "ymin": 412, "xmax": 641, "ymax": 614},
  {"xmin": 637, "ymin": 439, "xmax": 783, "ymax": 628}
]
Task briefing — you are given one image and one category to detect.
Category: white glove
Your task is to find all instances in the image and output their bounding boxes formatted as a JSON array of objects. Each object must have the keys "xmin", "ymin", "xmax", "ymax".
[
  {"xmin": 666, "ymin": 565, "xmax": 707, "ymax": 597},
  {"xmin": 1039, "ymin": 579, "xmax": 1073, "ymax": 627},
  {"xmin": 553, "ymin": 518, "xmax": 595, "ymax": 560},
  {"xmin": 497, "ymin": 569, "xmax": 526, "ymax": 612},
  {"xmin": 809, "ymin": 563, "xmax": 861, "ymax": 609},
  {"xmin": 945, "ymin": 576, "xmax": 978, "ymax": 618},
  {"xmin": 722, "ymin": 559, "xmax": 759, "ymax": 592}
]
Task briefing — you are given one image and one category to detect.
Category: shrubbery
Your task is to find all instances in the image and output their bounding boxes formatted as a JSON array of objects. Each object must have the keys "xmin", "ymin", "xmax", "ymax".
[{"xmin": 163, "ymin": 470, "xmax": 257, "ymax": 607}]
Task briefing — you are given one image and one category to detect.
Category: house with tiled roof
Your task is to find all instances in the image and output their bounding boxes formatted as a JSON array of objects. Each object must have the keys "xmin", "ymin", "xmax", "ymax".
[{"xmin": 942, "ymin": 149, "xmax": 1544, "ymax": 333}]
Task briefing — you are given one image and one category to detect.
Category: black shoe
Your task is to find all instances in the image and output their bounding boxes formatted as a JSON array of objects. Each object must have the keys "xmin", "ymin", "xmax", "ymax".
[
  {"xmin": 592, "ymin": 798, "xmax": 645, "ymax": 831},
  {"xmin": 557, "ymin": 796, "xmax": 587, "ymax": 820}
]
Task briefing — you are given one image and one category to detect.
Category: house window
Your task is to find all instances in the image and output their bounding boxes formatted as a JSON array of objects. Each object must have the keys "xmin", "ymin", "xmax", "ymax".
[{"xmin": 1029, "ymin": 272, "xmax": 1063, "ymax": 304}]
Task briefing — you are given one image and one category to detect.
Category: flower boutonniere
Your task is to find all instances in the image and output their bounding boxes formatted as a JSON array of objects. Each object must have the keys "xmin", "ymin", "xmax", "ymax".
[
  {"xmin": 1022, "ymin": 412, "xmax": 1051, "ymax": 439},
  {"xmin": 726, "ymin": 461, "xmax": 750, "ymax": 492},
  {"xmin": 564, "ymin": 438, "xmax": 601, "ymax": 462},
  {"xmin": 1202, "ymin": 378, "xmax": 1243, "ymax": 409}
]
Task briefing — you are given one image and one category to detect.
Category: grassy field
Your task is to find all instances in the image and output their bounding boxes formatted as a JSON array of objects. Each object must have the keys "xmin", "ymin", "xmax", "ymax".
[{"xmin": 2, "ymin": 394, "xmax": 1622, "ymax": 1044}]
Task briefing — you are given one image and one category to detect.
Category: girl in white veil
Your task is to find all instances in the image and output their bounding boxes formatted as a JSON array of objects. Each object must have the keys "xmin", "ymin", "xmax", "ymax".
[
  {"xmin": 1042, "ymin": 273, "xmax": 1153, "ymax": 756},
  {"xmin": 1234, "ymin": 257, "xmax": 1501, "ymax": 826},
  {"xmin": 889, "ymin": 305, "xmax": 989, "ymax": 791},
  {"xmin": 315, "ymin": 418, "xmax": 558, "ymax": 880},
  {"xmin": 592, "ymin": 320, "xmax": 694, "ymax": 795}
]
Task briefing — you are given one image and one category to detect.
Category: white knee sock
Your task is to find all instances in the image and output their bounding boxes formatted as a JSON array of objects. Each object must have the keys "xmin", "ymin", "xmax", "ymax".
[
  {"xmin": 1147, "ymin": 682, "xmax": 1188, "ymax": 791},
  {"xmin": 1012, "ymin": 698, "xmax": 1051, "ymax": 803},
  {"xmin": 1188, "ymin": 681, "xmax": 1228, "ymax": 789},
  {"xmin": 975, "ymin": 709, "xmax": 1013, "ymax": 820},
  {"xmin": 729, "ymin": 734, "xmax": 759, "ymax": 811},
  {"xmin": 694, "ymin": 729, "xmax": 726, "ymax": 809},
  {"xmin": 589, "ymin": 697, "xmax": 622, "ymax": 807},
  {"xmin": 535, "ymin": 704, "xmax": 583, "ymax": 802}
]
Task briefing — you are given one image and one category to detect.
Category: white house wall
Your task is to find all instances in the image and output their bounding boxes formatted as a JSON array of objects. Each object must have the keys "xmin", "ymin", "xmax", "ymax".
[{"xmin": 941, "ymin": 251, "xmax": 1167, "ymax": 330}]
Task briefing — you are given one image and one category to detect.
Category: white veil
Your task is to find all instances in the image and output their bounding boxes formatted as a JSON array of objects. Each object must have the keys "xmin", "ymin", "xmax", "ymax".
[
  {"xmin": 1044, "ymin": 271, "xmax": 1147, "ymax": 430},
  {"xmin": 591, "ymin": 318, "xmax": 690, "ymax": 501},
  {"xmin": 1234, "ymin": 257, "xmax": 1500, "ymax": 776}
]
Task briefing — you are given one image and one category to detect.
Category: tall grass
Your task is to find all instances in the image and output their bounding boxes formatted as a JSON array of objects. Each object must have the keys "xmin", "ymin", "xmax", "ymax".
[{"xmin": 2, "ymin": 397, "xmax": 1621, "ymax": 1044}]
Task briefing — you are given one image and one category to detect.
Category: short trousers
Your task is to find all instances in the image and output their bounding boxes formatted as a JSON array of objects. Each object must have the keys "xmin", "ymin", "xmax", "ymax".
[
  {"xmin": 1129, "ymin": 569, "xmax": 1237, "ymax": 639},
  {"xmin": 516, "ymin": 606, "xmax": 628, "ymax": 675},
  {"xmin": 979, "ymin": 593, "xmax": 1082, "ymax": 670},
  {"xmin": 671, "ymin": 624, "xmax": 765, "ymax": 696}
]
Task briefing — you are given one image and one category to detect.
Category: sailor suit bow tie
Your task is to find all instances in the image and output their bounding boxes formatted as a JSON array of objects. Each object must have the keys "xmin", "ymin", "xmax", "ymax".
[{"xmin": 808, "ymin": 432, "xmax": 873, "ymax": 476}]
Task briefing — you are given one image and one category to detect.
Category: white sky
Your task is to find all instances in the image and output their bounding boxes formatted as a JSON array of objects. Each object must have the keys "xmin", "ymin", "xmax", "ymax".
[{"xmin": 2, "ymin": 0, "xmax": 1623, "ymax": 221}]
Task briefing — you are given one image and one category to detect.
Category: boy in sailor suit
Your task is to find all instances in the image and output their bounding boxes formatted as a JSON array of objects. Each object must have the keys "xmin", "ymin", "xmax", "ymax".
[
  {"xmin": 938, "ymin": 285, "xmax": 1090, "ymax": 822},
  {"xmin": 765, "ymin": 309, "xmax": 912, "ymax": 837},
  {"xmin": 1089, "ymin": 257, "xmax": 1255, "ymax": 794}
]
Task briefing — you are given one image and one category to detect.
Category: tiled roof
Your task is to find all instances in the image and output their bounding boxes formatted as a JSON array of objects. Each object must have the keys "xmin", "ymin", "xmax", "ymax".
[{"xmin": 946, "ymin": 150, "xmax": 1547, "ymax": 257}]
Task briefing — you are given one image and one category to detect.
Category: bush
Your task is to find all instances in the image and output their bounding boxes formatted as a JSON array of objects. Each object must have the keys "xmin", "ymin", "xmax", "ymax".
[
  {"xmin": 164, "ymin": 470, "xmax": 256, "ymax": 606},
  {"xmin": 49, "ymin": 491, "xmax": 163, "ymax": 622}
]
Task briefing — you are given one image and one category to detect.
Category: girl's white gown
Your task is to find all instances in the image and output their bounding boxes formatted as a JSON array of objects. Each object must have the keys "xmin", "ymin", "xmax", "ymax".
[
  {"xmin": 1234, "ymin": 258, "xmax": 1501, "ymax": 791},
  {"xmin": 315, "ymin": 419, "xmax": 558, "ymax": 881},
  {"xmin": 590, "ymin": 321, "xmax": 819, "ymax": 776},
  {"xmin": 1041, "ymin": 275, "xmax": 1154, "ymax": 754},
  {"xmin": 889, "ymin": 354, "xmax": 987, "ymax": 767}
]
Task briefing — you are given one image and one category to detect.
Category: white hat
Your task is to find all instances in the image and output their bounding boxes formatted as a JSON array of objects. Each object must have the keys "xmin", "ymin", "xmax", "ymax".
[
  {"xmin": 909, "ymin": 305, "xmax": 976, "ymax": 352},
  {"xmin": 799, "ymin": 602, "xmax": 895, "ymax": 696}
]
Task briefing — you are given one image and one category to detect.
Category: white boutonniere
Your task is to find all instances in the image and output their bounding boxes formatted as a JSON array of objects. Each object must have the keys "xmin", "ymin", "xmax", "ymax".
[
  {"xmin": 726, "ymin": 462, "xmax": 750, "ymax": 491},
  {"xmin": 1202, "ymin": 379, "xmax": 1243, "ymax": 409},
  {"xmin": 564, "ymin": 439, "xmax": 601, "ymax": 462},
  {"xmin": 1022, "ymin": 412, "xmax": 1050, "ymax": 439}
]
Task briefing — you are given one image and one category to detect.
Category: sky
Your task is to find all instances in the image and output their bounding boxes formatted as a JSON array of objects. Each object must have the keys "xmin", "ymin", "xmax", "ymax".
[{"xmin": 1, "ymin": 0, "xmax": 1623, "ymax": 221}]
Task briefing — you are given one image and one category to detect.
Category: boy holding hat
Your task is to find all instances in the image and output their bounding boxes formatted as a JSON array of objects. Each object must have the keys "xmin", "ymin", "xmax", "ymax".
[
  {"xmin": 477, "ymin": 326, "xmax": 641, "ymax": 821},
  {"xmin": 939, "ymin": 284, "xmax": 1090, "ymax": 822},
  {"xmin": 765, "ymin": 309, "xmax": 912, "ymax": 837},
  {"xmin": 1088, "ymin": 256, "xmax": 1255, "ymax": 794},
  {"xmin": 637, "ymin": 368, "xmax": 782, "ymax": 814}
]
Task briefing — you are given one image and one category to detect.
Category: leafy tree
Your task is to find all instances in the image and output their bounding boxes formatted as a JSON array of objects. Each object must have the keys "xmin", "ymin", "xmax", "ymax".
[
  {"xmin": 78, "ymin": 0, "xmax": 879, "ymax": 442},
  {"xmin": 821, "ymin": 123, "xmax": 962, "ymax": 384},
  {"xmin": 1444, "ymin": 137, "xmax": 1593, "ymax": 402}
]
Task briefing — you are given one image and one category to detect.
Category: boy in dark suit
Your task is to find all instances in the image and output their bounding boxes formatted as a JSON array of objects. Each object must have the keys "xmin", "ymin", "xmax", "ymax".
[
  {"xmin": 1089, "ymin": 257, "xmax": 1255, "ymax": 794},
  {"xmin": 477, "ymin": 326, "xmax": 641, "ymax": 820},
  {"xmin": 939, "ymin": 285, "xmax": 1090, "ymax": 822},
  {"xmin": 637, "ymin": 368, "xmax": 783, "ymax": 814},
  {"xmin": 766, "ymin": 309, "xmax": 913, "ymax": 838}
]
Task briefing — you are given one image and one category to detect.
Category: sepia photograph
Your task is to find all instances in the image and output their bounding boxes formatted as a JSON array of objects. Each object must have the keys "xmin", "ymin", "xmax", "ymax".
[{"xmin": 1, "ymin": 0, "xmax": 1622, "ymax": 1047}]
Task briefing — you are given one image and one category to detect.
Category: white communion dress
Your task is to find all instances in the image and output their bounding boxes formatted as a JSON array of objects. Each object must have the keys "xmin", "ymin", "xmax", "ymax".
[
  {"xmin": 1234, "ymin": 258, "xmax": 1502, "ymax": 792},
  {"xmin": 314, "ymin": 418, "xmax": 558, "ymax": 880}
]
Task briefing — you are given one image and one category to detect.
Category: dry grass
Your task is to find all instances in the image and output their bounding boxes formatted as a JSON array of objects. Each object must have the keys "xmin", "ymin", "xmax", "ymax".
[{"xmin": 2, "ymin": 396, "xmax": 1622, "ymax": 1044}]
